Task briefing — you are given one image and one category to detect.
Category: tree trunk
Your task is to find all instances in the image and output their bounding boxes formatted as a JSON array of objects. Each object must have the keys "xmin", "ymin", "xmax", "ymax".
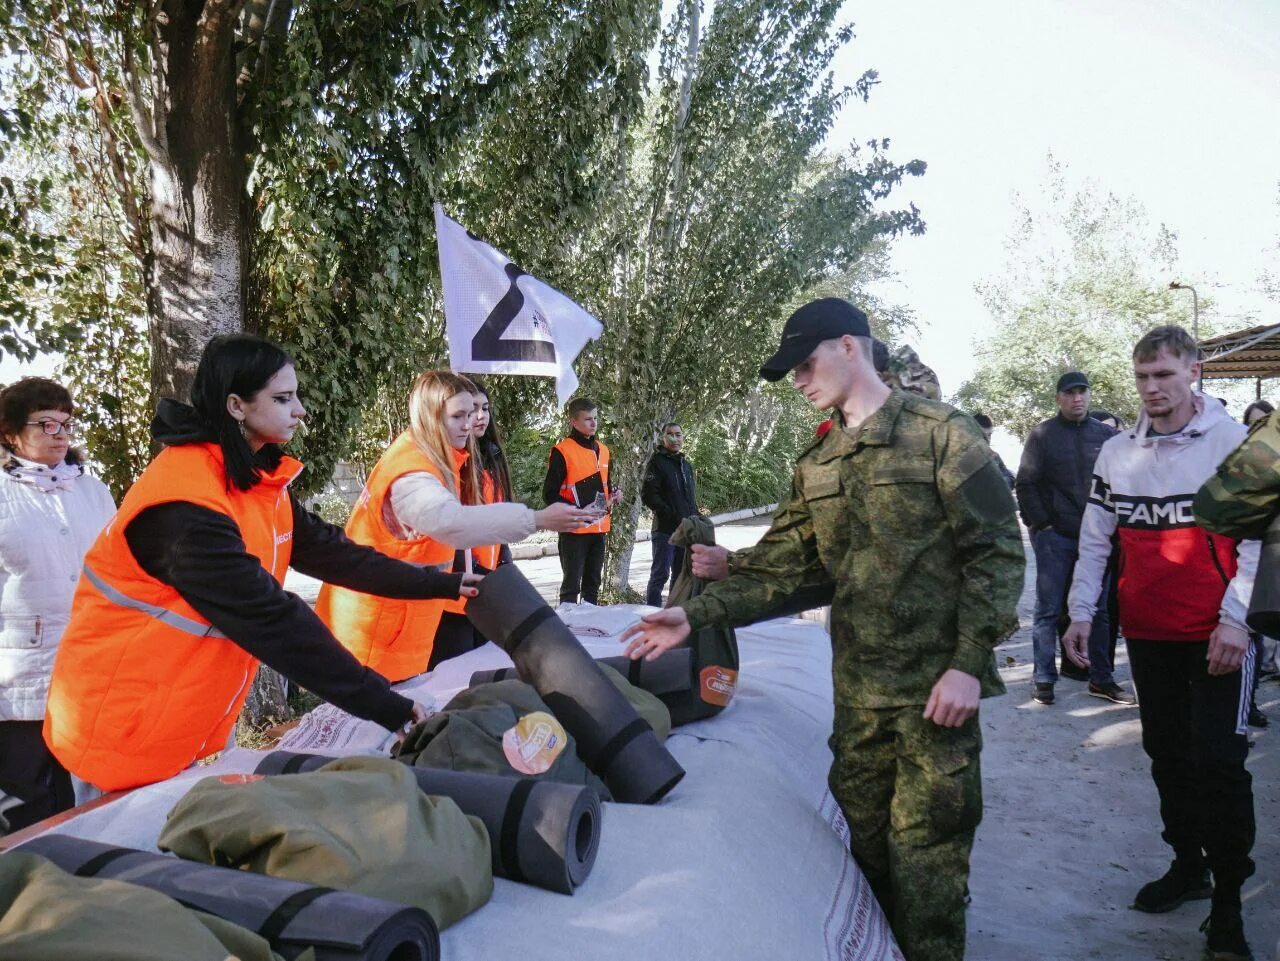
[
  {"xmin": 242, "ymin": 664, "xmax": 290, "ymax": 729},
  {"xmin": 148, "ymin": 1, "xmax": 248, "ymax": 405},
  {"xmin": 604, "ymin": 421, "xmax": 659, "ymax": 600}
]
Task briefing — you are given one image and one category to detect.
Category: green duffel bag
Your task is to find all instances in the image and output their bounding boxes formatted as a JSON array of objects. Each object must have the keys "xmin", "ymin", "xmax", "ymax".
[
  {"xmin": 396, "ymin": 679, "xmax": 610, "ymax": 794},
  {"xmin": 159, "ymin": 756, "xmax": 492, "ymax": 930},
  {"xmin": 0, "ymin": 851, "xmax": 292, "ymax": 961}
]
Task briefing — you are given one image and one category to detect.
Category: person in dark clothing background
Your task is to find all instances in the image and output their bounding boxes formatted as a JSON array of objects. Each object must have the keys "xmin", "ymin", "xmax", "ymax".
[
  {"xmin": 543, "ymin": 397, "xmax": 620, "ymax": 604},
  {"xmin": 1016, "ymin": 371, "xmax": 1132, "ymax": 705},
  {"xmin": 641, "ymin": 422, "xmax": 700, "ymax": 606},
  {"xmin": 972, "ymin": 413, "xmax": 1014, "ymax": 488}
]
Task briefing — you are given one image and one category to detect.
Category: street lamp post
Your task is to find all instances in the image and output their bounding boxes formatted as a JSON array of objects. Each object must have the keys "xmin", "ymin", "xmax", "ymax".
[{"xmin": 1169, "ymin": 281, "xmax": 1201, "ymax": 391}]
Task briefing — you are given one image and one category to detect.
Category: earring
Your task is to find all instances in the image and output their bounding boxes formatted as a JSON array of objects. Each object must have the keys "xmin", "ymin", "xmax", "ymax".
[{"xmin": 237, "ymin": 420, "xmax": 248, "ymax": 440}]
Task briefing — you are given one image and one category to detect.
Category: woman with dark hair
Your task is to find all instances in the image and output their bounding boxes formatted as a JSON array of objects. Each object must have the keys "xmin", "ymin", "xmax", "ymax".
[
  {"xmin": 319, "ymin": 371, "xmax": 591, "ymax": 678},
  {"xmin": 43, "ymin": 335, "xmax": 478, "ymax": 795},
  {"xmin": 1243, "ymin": 399, "xmax": 1273, "ymax": 428},
  {"xmin": 0, "ymin": 378, "xmax": 115, "ymax": 831},
  {"xmin": 470, "ymin": 378, "xmax": 513, "ymax": 505}
]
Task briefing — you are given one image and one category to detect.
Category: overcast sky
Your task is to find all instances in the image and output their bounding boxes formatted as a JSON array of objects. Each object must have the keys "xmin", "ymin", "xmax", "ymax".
[{"xmin": 828, "ymin": 0, "xmax": 1280, "ymax": 396}]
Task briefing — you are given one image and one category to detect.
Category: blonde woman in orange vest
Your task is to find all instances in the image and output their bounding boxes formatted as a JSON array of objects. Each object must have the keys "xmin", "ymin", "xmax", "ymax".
[
  {"xmin": 43, "ymin": 335, "xmax": 478, "ymax": 796},
  {"xmin": 542, "ymin": 396, "xmax": 620, "ymax": 605},
  {"xmin": 318, "ymin": 371, "xmax": 593, "ymax": 680}
]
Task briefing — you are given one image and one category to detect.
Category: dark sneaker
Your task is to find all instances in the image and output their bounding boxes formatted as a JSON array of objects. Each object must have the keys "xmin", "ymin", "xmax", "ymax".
[
  {"xmin": 1032, "ymin": 683, "xmax": 1055, "ymax": 705},
  {"xmin": 1246, "ymin": 706, "xmax": 1268, "ymax": 728},
  {"xmin": 1132, "ymin": 860, "xmax": 1212, "ymax": 913},
  {"xmin": 1200, "ymin": 906, "xmax": 1253, "ymax": 960},
  {"xmin": 1059, "ymin": 661, "xmax": 1090, "ymax": 682},
  {"xmin": 1089, "ymin": 681, "xmax": 1137, "ymax": 705}
]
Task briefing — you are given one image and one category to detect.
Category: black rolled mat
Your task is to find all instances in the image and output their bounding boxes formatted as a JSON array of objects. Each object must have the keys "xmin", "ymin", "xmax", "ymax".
[
  {"xmin": 18, "ymin": 834, "xmax": 439, "ymax": 961},
  {"xmin": 471, "ymin": 649, "xmax": 718, "ymax": 727},
  {"xmin": 465, "ymin": 564, "xmax": 685, "ymax": 804},
  {"xmin": 256, "ymin": 751, "xmax": 601, "ymax": 894}
]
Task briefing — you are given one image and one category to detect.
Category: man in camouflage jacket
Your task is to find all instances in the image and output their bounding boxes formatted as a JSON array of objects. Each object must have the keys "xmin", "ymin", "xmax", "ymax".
[
  {"xmin": 624, "ymin": 298, "xmax": 1024, "ymax": 961},
  {"xmin": 1194, "ymin": 407, "xmax": 1280, "ymax": 542}
]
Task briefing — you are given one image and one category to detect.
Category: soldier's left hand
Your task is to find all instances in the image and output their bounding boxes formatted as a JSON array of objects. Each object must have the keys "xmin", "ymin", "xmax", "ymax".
[
  {"xmin": 1206, "ymin": 622, "xmax": 1249, "ymax": 676},
  {"xmin": 923, "ymin": 669, "xmax": 980, "ymax": 728}
]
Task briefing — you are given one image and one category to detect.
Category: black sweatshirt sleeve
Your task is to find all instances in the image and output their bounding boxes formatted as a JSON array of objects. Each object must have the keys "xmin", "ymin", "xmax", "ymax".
[
  {"xmin": 287, "ymin": 495, "xmax": 465, "ymax": 598},
  {"xmin": 1014, "ymin": 425, "xmax": 1051, "ymax": 531},
  {"xmin": 641, "ymin": 457, "xmax": 672, "ymax": 516},
  {"xmin": 543, "ymin": 447, "xmax": 568, "ymax": 506},
  {"xmin": 125, "ymin": 502, "xmax": 414, "ymax": 731}
]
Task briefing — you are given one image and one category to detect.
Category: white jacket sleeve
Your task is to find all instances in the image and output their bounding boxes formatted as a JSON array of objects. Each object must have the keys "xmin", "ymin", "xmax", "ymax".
[
  {"xmin": 388, "ymin": 472, "xmax": 536, "ymax": 548},
  {"xmin": 1067, "ymin": 451, "xmax": 1119, "ymax": 624},
  {"xmin": 1220, "ymin": 538, "xmax": 1259, "ymax": 632}
]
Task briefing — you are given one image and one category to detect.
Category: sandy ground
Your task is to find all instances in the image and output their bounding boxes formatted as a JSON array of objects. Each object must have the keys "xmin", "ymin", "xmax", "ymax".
[{"xmin": 285, "ymin": 517, "xmax": 1278, "ymax": 959}]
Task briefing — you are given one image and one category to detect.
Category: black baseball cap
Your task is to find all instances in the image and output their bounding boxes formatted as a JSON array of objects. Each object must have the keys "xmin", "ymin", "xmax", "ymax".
[
  {"xmin": 1056, "ymin": 371, "xmax": 1089, "ymax": 392},
  {"xmin": 760, "ymin": 298, "xmax": 871, "ymax": 382}
]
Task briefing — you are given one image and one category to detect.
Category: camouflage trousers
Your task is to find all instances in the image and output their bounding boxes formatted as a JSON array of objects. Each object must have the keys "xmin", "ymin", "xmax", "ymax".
[{"xmin": 829, "ymin": 704, "xmax": 983, "ymax": 961}]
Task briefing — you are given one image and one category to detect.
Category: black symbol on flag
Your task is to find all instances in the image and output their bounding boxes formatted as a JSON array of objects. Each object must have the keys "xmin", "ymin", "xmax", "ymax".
[{"xmin": 471, "ymin": 263, "xmax": 558, "ymax": 364}]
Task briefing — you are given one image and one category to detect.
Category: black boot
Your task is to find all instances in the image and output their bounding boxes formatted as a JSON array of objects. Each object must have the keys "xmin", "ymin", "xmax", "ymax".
[
  {"xmin": 1131, "ymin": 858, "xmax": 1213, "ymax": 913},
  {"xmin": 1200, "ymin": 902, "xmax": 1253, "ymax": 960}
]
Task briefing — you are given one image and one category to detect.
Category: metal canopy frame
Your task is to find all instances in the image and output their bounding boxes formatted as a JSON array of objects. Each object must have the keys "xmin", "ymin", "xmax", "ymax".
[{"xmin": 1199, "ymin": 323, "xmax": 1280, "ymax": 382}]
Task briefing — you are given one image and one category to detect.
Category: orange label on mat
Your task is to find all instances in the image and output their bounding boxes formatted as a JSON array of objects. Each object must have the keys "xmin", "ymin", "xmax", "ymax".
[
  {"xmin": 502, "ymin": 711, "xmax": 567, "ymax": 775},
  {"xmin": 699, "ymin": 666, "xmax": 738, "ymax": 707},
  {"xmin": 216, "ymin": 774, "xmax": 265, "ymax": 785}
]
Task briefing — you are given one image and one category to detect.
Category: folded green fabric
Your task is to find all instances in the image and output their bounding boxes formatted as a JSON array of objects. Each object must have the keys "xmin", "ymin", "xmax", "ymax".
[
  {"xmin": 0, "ymin": 851, "xmax": 292, "ymax": 961},
  {"xmin": 597, "ymin": 662, "xmax": 672, "ymax": 741},
  {"xmin": 159, "ymin": 757, "xmax": 492, "ymax": 929},
  {"xmin": 397, "ymin": 679, "xmax": 610, "ymax": 795}
]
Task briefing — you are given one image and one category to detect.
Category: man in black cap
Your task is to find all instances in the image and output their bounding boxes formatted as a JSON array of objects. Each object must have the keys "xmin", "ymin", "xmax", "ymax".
[
  {"xmin": 1015, "ymin": 371, "xmax": 1131, "ymax": 704},
  {"xmin": 623, "ymin": 298, "xmax": 1024, "ymax": 961}
]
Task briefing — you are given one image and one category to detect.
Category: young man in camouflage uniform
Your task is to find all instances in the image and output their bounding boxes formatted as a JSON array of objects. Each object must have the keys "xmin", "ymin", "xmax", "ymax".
[{"xmin": 623, "ymin": 298, "xmax": 1024, "ymax": 961}]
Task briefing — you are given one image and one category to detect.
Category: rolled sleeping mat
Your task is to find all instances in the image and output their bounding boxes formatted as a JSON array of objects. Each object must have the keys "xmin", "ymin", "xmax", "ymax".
[
  {"xmin": 465, "ymin": 563, "xmax": 685, "ymax": 804},
  {"xmin": 17, "ymin": 834, "xmax": 439, "ymax": 961},
  {"xmin": 471, "ymin": 649, "xmax": 720, "ymax": 727},
  {"xmin": 1248, "ymin": 512, "xmax": 1280, "ymax": 636},
  {"xmin": 256, "ymin": 751, "xmax": 601, "ymax": 894}
]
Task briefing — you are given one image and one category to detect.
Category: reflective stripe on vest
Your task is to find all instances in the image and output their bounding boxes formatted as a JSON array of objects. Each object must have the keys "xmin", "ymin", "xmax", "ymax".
[{"xmin": 82, "ymin": 564, "xmax": 227, "ymax": 639}]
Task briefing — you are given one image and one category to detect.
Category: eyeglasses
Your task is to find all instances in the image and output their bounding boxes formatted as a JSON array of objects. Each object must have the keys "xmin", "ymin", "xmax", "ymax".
[{"xmin": 25, "ymin": 419, "xmax": 76, "ymax": 437}]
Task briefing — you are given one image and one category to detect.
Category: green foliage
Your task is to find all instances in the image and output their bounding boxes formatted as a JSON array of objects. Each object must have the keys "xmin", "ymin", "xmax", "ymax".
[
  {"xmin": 249, "ymin": 0, "xmax": 661, "ymax": 493},
  {"xmin": 957, "ymin": 158, "xmax": 1208, "ymax": 438},
  {"xmin": 0, "ymin": 67, "xmax": 151, "ymax": 496}
]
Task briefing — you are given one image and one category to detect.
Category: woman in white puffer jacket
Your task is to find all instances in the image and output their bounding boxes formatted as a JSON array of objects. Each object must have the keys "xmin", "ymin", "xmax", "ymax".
[{"xmin": 0, "ymin": 377, "xmax": 114, "ymax": 833}]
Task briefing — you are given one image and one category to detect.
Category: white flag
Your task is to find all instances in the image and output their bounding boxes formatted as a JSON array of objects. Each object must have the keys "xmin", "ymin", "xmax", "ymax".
[{"xmin": 434, "ymin": 204, "xmax": 603, "ymax": 404}]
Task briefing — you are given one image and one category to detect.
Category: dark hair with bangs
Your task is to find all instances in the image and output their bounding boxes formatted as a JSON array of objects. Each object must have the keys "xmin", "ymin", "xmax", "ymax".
[
  {"xmin": 469, "ymin": 377, "xmax": 513, "ymax": 502},
  {"xmin": 191, "ymin": 334, "xmax": 294, "ymax": 491},
  {"xmin": 0, "ymin": 377, "xmax": 74, "ymax": 454}
]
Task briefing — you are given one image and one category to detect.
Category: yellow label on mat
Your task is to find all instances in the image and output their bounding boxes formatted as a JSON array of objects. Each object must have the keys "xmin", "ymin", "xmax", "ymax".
[{"xmin": 502, "ymin": 711, "xmax": 568, "ymax": 775}]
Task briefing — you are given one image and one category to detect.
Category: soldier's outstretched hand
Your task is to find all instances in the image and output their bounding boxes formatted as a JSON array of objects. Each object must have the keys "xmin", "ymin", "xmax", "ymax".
[
  {"xmin": 923, "ymin": 669, "xmax": 980, "ymax": 728},
  {"xmin": 690, "ymin": 543, "xmax": 731, "ymax": 581},
  {"xmin": 622, "ymin": 608, "xmax": 691, "ymax": 661}
]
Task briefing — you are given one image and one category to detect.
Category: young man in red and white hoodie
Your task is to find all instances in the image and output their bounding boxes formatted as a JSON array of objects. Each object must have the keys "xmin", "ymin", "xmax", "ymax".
[{"xmin": 1063, "ymin": 325, "xmax": 1258, "ymax": 961}]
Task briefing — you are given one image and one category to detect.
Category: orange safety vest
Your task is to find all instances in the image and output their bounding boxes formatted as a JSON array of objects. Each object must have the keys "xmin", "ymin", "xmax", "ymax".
[
  {"xmin": 43, "ymin": 443, "xmax": 300, "ymax": 792},
  {"xmin": 554, "ymin": 437, "xmax": 611, "ymax": 534},
  {"xmin": 316, "ymin": 432, "xmax": 495, "ymax": 682}
]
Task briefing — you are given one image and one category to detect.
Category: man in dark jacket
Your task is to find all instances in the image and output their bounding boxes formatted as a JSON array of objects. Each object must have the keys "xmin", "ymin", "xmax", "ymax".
[
  {"xmin": 641, "ymin": 422, "xmax": 699, "ymax": 606},
  {"xmin": 1016, "ymin": 371, "xmax": 1132, "ymax": 705}
]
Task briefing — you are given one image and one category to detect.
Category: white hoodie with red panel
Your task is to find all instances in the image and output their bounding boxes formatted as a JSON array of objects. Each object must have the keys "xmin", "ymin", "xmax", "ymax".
[{"xmin": 1067, "ymin": 394, "xmax": 1258, "ymax": 642}]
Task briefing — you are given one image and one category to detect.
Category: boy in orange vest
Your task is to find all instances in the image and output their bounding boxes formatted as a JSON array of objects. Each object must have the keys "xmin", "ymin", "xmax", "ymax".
[{"xmin": 543, "ymin": 397, "xmax": 620, "ymax": 604}]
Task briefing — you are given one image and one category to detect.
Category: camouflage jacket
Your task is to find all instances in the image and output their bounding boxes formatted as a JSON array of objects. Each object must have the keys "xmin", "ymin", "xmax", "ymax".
[
  {"xmin": 683, "ymin": 390, "xmax": 1024, "ymax": 708},
  {"xmin": 1194, "ymin": 409, "xmax": 1280, "ymax": 540}
]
